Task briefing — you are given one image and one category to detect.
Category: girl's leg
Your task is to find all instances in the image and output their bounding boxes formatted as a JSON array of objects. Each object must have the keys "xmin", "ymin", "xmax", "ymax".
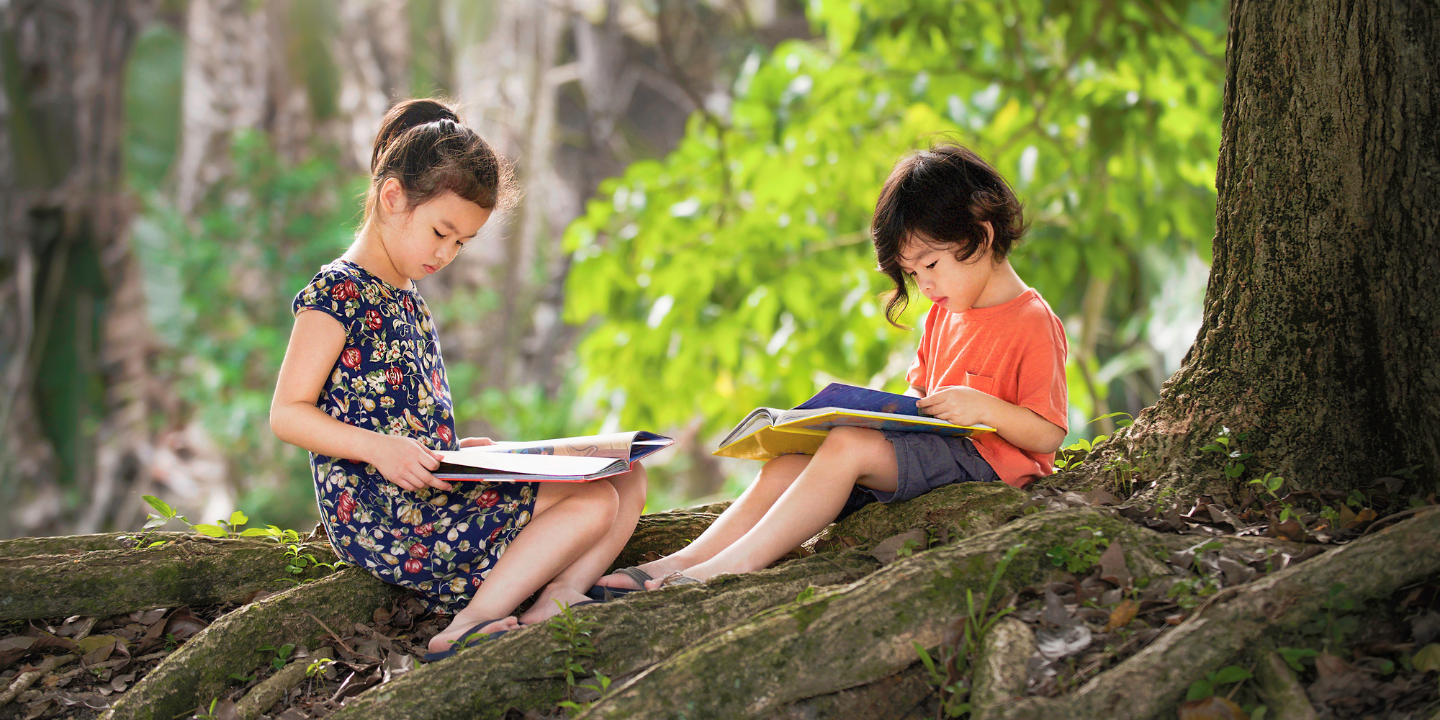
[
  {"xmin": 518, "ymin": 464, "xmax": 648, "ymax": 624},
  {"xmin": 428, "ymin": 480, "xmax": 619, "ymax": 653},
  {"xmin": 654, "ymin": 427, "xmax": 897, "ymax": 584},
  {"xmin": 597, "ymin": 453, "xmax": 811, "ymax": 588}
]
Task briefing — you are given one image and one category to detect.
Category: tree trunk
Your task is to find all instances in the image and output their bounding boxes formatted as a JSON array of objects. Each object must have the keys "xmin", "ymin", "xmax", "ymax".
[
  {"xmin": 1089, "ymin": 0, "xmax": 1440, "ymax": 501},
  {"xmin": 0, "ymin": 0, "xmax": 158, "ymax": 539}
]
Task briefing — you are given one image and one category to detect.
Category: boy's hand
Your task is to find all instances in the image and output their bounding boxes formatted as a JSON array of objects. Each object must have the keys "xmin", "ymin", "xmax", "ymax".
[
  {"xmin": 368, "ymin": 435, "xmax": 452, "ymax": 492},
  {"xmin": 459, "ymin": 437, "xmax": 496, "ymax": 448},
  {"xmin": 915, "ymin": 386, "xmax": 996, "ymax": 427}
]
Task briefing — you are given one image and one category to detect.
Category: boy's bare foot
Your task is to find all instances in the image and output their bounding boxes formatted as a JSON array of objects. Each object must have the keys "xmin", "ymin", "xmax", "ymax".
[
  {"xmin": 518, "ymin": 586, "xmax": 593, "ymax": 625},
  {"xmin": 428, "ymin": 615, "xmax": 519, "ymax": 654}
]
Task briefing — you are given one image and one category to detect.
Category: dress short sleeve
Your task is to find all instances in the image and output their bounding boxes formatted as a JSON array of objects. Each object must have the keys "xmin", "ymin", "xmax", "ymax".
[{"xmin": 293, "ymin": 264, "xmax": 360, "ymax": 330}]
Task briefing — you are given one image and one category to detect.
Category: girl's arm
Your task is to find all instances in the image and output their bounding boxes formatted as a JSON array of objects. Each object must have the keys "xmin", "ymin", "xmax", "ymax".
[
  {"xmin": 270, "ymin": 310, "xmax": 453, "ymax": 492},
  {"xmin": 915, "ymin": 386, "xmax": 1065, "ymax": 454}
]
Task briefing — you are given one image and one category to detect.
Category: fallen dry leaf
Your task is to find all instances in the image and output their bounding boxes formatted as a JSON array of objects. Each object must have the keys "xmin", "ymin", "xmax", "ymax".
[
  {"xmin": 164, "ymin": 607, "xmax": 209, "ymax": 642},
  {"xmin": 869, "ymin": 529, "xmax": 928, "ymax": 565},
  {"xmin": 1177, "ymin": 694, "xmax": 1246, "ymax": 720},
  {"xmin": 1314, "ymin": 651, "xmax": 1352, "ymax": 678},
  {"xmin": 1412, "ymin": 642, "xmax": 1440, "ymax": 674},
  {"xmin": 1098, "ymin": 541, "xmax": 1133, "ymax": 588},
  {"xmin": 1104, "ymin": 599, "xmax": 1139, "ymax": 632}
]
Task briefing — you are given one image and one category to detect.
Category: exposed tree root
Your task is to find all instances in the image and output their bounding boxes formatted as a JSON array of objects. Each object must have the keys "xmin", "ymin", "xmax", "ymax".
[
  {"xmin": 755, "ymin": 663, "xmax": 937, "ymax": 720},
  {"xmin": 986, "ymin": 508, "xmax": 1440, "ymax": 720},
  {"xmin": 572, "ymin": 508, "xmax": 1189, "ymax": 720},
  {"xmin": 328, "ymin": 551, "xmax": 882, "ymax": 720},
  {"xmin": 0, "ymin": 532, "xmax": 193, "ymax": 559},
  {"xmin": 1255, "ymin": 648, "xmax": 1317, "ymax": 720},
  {"xmin": 971, "ymin": 617, "xmax": 1034, "ymax": 718},
  {"xmin": 235, "ymin": 647, "xmax": 334, "ymax": 720},
  {"xmin": 812, "ymin": 483, "xmax": 1028, "ymax": 551},
  {"xmin": 0, "ymin": 536, "xmax": 338, "ymax": 620},
  {"xmin": 104, "ymin": 568, "xmax": 403, "ymax": 720}
]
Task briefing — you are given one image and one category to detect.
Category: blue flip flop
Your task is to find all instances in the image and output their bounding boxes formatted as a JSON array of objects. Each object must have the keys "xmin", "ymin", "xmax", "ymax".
[
  {"xmin": 422, "ymin": 619, "xmax": 513, "ymax": 662},
  {"xmin": 584, "ymin": 567, "xmax": 653, "ymax": 601}
]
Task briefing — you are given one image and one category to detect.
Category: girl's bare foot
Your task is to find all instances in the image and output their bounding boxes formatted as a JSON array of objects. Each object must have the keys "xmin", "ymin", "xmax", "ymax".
[
  {"xmin": 428, "ymin": 615, "xmax": 518, "ymax": 654},
  {"xmin": 518, "ymin": 586, "xmax": 593, "ymax": 625}
]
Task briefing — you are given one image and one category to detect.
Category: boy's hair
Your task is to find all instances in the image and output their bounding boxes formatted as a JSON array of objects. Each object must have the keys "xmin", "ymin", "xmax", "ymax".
[
  {"xmin": 362, "ymin": 98, "xmax": 517, "ymax": 224},
  {"xmin": 871, "ymin": 143, "xmax": 1027, "ymax": 327}
]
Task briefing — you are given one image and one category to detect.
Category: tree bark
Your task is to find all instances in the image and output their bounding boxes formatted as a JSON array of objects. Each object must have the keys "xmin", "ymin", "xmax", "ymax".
[
  {"xmin": 1091, "ymin": 0, "xmax": 1440, "ymax": 501},
  {"xmin": 0, "ymin": 536, "xmax": 338, "ymax": 620}
]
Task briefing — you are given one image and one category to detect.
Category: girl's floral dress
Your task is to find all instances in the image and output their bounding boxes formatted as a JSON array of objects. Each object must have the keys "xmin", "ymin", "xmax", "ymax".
[{"xmin": 293, "ymin": 259, "xmax": 536, "ymax": 613}]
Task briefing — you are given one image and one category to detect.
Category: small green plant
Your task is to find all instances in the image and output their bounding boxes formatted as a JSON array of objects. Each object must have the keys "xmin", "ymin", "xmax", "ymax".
[
  {"xmin": 258, "ymin": 643, "xmax": 296, "ymax": 671},
  {"xmin": 1276, "ymin": 646, "xmax": 1318, "ymax": 672},
  {"xmin": 1046, "ymin": 527, "xmax": 1106, "ymax": 573},
  {"xmin": 548, "ymin": 600, "xmax": 602, "ymax": 717},
  {"xmin": 914, "ymin": 543, "xmax": 1024, "ymax": 718},
  {"xmin": 1186, "ymin": 664, "xmax": 1252, "ymax": 700},
  {"xmin": 284, "ymin": 544, "xmax": 339, "ymax": 576},
  {"xmin": 1166, "ymin": 576, "xmax": 1221, "ymax": 609},
  {"xmin": 1249, "ymin": 472, "xmax": 1296, "ymax": 522},
  {"xmin": 193, "ymin": 698, "xmax": 222, "ymax": 720},
  {"xmin": 305, "ymin": 656, "xmax": 336, "ymax": 678},
  {"xmin": 1302, "ymin": 583, "xmax": 1361, "ymax": 649},
  {"xmin": 795, "ymin": 586, "xmax": 816, "ymax": 603},
  {"xmin": 227, "ymin": 672, "xmax": 255, "ymax": 684},
  {"xmin": 1201, "ymin": 427, "xmax": 1252, "ymax": 479}
]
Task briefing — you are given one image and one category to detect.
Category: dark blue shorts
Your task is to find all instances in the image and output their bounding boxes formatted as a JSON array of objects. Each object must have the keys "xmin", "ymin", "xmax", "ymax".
[{"xmin": 838, "ymin": 430, "xmax": 999, "ymax": 519}]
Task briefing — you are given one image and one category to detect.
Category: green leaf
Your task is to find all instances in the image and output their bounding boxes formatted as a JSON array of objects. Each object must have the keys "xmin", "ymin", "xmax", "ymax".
[
  {"xmin": 1413, "ymin": 643, "xmax": 1440, "ymax": 674},
  {"xmin": 192, "ymin": 523, "xmax": 227, "ymax": 538},
  {"xmin": 1210, "ymin": 665, "xmax": 1252, "ymax": 684},
  {"xmin": 238, "ymin": 528, "xmax": 273, "ymax": 537},
  {"xmin": 229, "ymin": 511, "xmax": 249, "ymax": 527},
  {"xmin": 143, "ymin": 495, "xmax": 176, "ymax": 518},
  {"xmin": 1186, "ymin": 679, "xmax": 1214, "ymax": 700}
]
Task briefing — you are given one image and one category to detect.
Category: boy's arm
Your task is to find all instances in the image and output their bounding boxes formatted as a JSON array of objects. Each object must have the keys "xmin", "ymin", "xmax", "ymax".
[
  {"xmin": 915, "ymin": 386, "xmax": 1065, "ymax": 454},
  {"xmin": 270, "ymin": 310, "xmax": 451, "ymax": 491}
]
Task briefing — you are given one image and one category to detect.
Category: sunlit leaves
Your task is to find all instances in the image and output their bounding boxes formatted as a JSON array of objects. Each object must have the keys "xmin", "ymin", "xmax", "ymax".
[{"xmin": 565, "ymin": 0, "xmax": 1225, "ymax": 433}]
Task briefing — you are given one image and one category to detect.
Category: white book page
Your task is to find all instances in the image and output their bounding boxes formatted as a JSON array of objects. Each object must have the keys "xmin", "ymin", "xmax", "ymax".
[{"xmin": 436, "ymin": 450, "xmax": 616, "ymax": 476}]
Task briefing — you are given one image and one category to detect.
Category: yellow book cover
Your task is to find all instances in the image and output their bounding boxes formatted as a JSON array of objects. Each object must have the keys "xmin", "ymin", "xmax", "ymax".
[{"xmin": 713, "ymin": 384, "xmax": 994, "ymax": 462}]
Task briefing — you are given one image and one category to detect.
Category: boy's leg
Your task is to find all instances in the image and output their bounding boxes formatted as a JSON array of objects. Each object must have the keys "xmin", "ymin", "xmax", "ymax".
[
  {"xmin": 429, "ymin": 480, "xmax": 619, "ymax": 653},
  {"xmin": 518, "ymin": 464, "xmax": 648, "ymax": 624},
  {"xmin": 597, "ymin": 453, "xmax": 811, "ymax": 588},
  {"xmin": 657, "ymin": 427, "xmax": 897, "ymax": 584}
]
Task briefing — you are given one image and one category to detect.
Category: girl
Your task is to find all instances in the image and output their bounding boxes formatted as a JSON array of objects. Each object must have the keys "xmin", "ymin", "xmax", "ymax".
[
  {"xmin": 596, "ymin": 143, "xmax": 1066, "ymax": 591},
  {"xmin": 271, "ymin": 98, "xmax": 646, "ymax": 658}
]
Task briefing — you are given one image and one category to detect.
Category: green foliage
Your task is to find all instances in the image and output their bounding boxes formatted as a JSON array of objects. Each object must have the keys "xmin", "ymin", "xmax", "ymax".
[
  {"xmin": 1186, "ymin": 664, "xmax": 1252, "ymax": 700},
  {"xmin": 130, "ymin": 131, "xmax": 365, "ymax": 530},
  {"xmin": 258, "ymin": 643, "xmax": 297, "ymax": 671},
  {"xmin": 1046, "ymin": 526, "xmax": 1106, "ymax": 573},
  {"xmin": 564, "ymin": 0, "xmax": 1225, "ymax": 433},
  {"xmin": 123, "ymin": 24, "xmax": 184, "ymax": 192},
  {"xmin": 547, "ymin": 600, "xmax": 608, "ymax": 717}
]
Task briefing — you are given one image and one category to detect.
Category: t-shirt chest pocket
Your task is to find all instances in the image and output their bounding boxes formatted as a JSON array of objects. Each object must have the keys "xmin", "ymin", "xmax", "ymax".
[{"xmin": 964, "ymin": 372, "xmax": 996, "ymax": 395}]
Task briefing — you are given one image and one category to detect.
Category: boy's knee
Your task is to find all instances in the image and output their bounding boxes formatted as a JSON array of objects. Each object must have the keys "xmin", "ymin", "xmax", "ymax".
[{"xmin": 820, "ymin": 426, "xmax": 881, "ymax": 454}]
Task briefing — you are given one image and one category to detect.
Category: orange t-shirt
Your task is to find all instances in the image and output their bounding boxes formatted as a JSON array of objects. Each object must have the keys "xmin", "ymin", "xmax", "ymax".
[{"xmin": 904, "ymin": 288, "xmax": 1069, "ymax": 488}]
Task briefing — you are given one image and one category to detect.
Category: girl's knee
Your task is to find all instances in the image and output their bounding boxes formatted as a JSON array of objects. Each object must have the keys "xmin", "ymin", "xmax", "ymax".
[{"xmin": 611, "ymin": 463, "xmax": 648, "ymax": 508}]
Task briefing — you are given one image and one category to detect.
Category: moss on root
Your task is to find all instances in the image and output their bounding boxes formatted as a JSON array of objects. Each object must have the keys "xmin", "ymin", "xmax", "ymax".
[
  {"xmin": 0, "ymin": 538, "xmax": 338, "ymax": 621},
  {"xmin": 104, "ymin": 568, "xmax": 402, "ymax": 720}
]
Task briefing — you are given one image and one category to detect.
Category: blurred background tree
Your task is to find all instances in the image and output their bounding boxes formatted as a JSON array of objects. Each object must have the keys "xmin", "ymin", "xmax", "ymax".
[{"xmin": 0, "ymin": 0, "xmax": 1222, "ymax": 539}]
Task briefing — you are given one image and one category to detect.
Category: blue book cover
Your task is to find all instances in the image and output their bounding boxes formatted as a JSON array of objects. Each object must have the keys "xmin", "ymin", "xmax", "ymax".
[{"xmin": 792, "ymin": 383, "xmax": 922, "ymax": 416}]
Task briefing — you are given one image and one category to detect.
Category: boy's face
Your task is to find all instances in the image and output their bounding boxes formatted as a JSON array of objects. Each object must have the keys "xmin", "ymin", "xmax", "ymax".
[{"xmin": 896, "ymin": 233, "xmax": 998, "ymax": 314}]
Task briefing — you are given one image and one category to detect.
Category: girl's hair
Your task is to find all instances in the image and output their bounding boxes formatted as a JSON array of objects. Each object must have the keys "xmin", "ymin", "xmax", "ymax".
[
  {"xmin": 362, "ymin": 98, "xmax": 517, "ymax": 224},
  {"xmin": 871, "ymin": 143, "xmax": 1027, "ymax": 327}
]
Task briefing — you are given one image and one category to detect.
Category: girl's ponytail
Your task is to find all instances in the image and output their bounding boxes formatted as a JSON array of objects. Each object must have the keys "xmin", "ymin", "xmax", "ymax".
[{"xmin": 362, "ymin": 98, "xmax": 516, "ymax": 226}]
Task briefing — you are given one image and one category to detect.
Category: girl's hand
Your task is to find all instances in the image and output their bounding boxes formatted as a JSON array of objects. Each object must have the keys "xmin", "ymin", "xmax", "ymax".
[
  {"xmin": 368, "ymin": 435, "xmax": 452, "ymax": 492},
  {"xmin": 915, "ymin": 386, "xmax": 996, "ymax": 427},
  {"xmin": 459, "ymin": 437, "xmax": 496, "ymax": 448}
]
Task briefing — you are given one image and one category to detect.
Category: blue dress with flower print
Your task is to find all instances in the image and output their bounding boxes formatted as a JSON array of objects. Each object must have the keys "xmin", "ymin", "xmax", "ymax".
[{"xmin": 293, "ymin": 259, "xmax": 537, "ymax": 613}]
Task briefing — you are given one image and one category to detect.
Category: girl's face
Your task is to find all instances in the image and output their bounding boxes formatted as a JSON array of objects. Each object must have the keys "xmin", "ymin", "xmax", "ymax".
[
  {"xmin": 378, "ymin": 179, "xmax": 492, "ymax": 282},
  {"xmin": 897, "ymin": 229, "xmax": 998, "ymax": 314}
]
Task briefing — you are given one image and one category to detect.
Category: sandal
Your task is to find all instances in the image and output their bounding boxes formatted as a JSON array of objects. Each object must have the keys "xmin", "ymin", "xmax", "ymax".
[
  {"xmin": 422, "ymin": 619, "xmax": 513, "ymax": 662},
  {"xmin": 585, "ymin": 566, "xmax": 654, "ymax": 601}
]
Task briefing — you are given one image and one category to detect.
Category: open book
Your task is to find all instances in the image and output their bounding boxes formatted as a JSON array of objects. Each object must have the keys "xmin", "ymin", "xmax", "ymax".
[
  {"xmin": 713, "ymin": 383, "xmax": 994, "ymax": 461},
  {"xmin": 435, "ymin": 431, "xmax": 673, "ymax": 482}
]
